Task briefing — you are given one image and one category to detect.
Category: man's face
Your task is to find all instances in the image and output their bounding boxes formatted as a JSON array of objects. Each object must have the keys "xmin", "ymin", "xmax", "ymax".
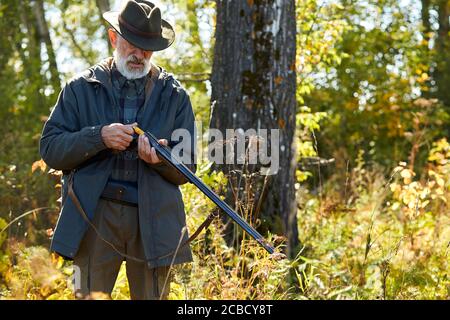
[{"xmin": 109, "ymin": 29, "xmax": 153, "ymax": 79}]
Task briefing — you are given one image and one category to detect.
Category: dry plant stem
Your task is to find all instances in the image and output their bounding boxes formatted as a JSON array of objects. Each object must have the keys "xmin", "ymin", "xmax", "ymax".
[
  {"xmin": 408, "ymin": 112, "xmax": 427, "ymax": 171},
  {"xmin": 344, "ymin": 160, "xmax": 350, "ymax": 204},
  {"xmin": 311, "ymin": 129, "xmax": 323, "ymax": 215},
  {"xmin": 0, "ymin": 207, "xmax": 52, "ymax": 234},
  {"xmin": 254, "ymin": 175, "xmax": 271, "ymax": 221},
  {"xmin": 364, "ymin": 167, "xmax": 403, "ymax": 263},
  {"xmin": 159, "ymin": 227, "xmax": 187, "ymax": 300},
  {"xmin": 358, "ymin": 167, "xmax": 402, "ymax": 288}
]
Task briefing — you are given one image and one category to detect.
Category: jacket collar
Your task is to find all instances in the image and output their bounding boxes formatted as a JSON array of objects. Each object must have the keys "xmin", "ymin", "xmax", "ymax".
[
  {"xmin": 81, "ymin": 57, "xmax": 176, "ymax": 111},
  {"xmin": 82, "ymin": 57, "xmax": 174, "ymax": 92}
]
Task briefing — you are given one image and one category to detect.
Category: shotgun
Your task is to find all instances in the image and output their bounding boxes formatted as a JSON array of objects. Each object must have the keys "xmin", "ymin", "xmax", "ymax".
[{"xmin": 133, "ymin": 126, "xmax": 276, "ymax": 254}]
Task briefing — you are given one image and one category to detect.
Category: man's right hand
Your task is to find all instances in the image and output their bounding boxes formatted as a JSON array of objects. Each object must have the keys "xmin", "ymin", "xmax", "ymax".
[{"xmin": 101, "ymin": 123, "xmax": 137, "ymax": 151}]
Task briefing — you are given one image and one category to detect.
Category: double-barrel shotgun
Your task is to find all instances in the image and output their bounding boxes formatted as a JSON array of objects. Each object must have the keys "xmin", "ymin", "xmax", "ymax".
[{"xmin": 133, "ymin": 126, "xmax": 276, "ymax": 255}]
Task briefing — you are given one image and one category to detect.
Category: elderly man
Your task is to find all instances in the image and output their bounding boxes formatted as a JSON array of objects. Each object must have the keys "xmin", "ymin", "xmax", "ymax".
[{"xmin": 39, "ymin": 0, "xmax": 196, "ymax": 300}]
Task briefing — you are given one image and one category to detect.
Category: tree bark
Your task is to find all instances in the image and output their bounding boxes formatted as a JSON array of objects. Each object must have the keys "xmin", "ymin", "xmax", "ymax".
[
  {"xmin": 435, "ymin": 0, "xmax": 450, "ymax": 113},
  {"xmin": 421, "ymin": 0, "xmax": 431, "ymax": 38},
  {"xmin": 32, "ymin": 0, "xmax": 61, "ymax": 96},
  {"xmin": 17, "ymin": 0, "xmax": 46, "ymax": 112},
  {"xmin": 95, "ymin": 0, "xmax": 112, "ymax": 54},
  {"xmin": 0, "ymin": 0, "xmax": 21, "ymax": 117},
  {"xmin": 210, "ymin": 0, "xmax": 298, "ymax": 256},
  {"xmin": 95, "ymin": 0, "xmax": 110, "ymax": 13}
]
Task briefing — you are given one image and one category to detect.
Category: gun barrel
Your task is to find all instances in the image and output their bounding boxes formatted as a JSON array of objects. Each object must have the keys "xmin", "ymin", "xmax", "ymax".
[{"xmin": 133, "ymin": 126, "xmax": 275, "ymax": 254}]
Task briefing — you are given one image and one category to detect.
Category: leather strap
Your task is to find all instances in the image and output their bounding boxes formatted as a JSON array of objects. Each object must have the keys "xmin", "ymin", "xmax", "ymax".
[{"xmin": 66, "ymin": 171, "xmax": 217, "ymax": 263}]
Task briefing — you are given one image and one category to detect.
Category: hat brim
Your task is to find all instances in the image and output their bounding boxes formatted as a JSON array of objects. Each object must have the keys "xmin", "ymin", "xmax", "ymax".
[{"xmin": 103, "ymin": 11, "xmax": 175, "ymax": 51}]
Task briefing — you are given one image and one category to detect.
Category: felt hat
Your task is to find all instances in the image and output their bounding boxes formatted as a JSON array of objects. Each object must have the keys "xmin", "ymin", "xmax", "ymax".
[{"xmin": 103, "ymin": 0, "xmax": 175, "ymax": 51}]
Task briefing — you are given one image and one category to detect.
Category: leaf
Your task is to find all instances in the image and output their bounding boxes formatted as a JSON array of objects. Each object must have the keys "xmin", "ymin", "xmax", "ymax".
[
  {"xmin": 436, "ymin": 178, "xmax": 445, "ymax": 187},
  {"xmin": 400, "ymin": 169, "xmax": 412, "ymax": 179},
  {"xmin": 327, "ymin": 285, "xmax": 353, "ymax": 299},
  {"xmin": 31, "ymin": 159, "xmax": 47, "ymax": 173},
  {"xmin": 274, "ymin": 76, "xmax": 283, "ymax": 85}
]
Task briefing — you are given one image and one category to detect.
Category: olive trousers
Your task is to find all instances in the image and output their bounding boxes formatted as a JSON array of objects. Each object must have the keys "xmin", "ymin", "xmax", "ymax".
[{"xmin": 73, "ymin": 198, "xmax": 171, "ymax": 300}]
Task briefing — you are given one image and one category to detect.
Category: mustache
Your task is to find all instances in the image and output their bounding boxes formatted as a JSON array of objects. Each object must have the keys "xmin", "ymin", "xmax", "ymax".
[{"xmin": 127, "ymin": 55, "xmax": 145, "ymax": 65}]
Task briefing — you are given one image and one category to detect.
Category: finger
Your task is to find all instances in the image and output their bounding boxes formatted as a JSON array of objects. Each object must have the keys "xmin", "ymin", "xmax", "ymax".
[
  {"xmin": 123, "ymin": 123, "xmax": 137, "ymax": 135},
  {"xmin": 114, "ymin": 142, "xmax": 127, "ymax": 151},
  {"xmin": 137, "ymin": 136, "xmax": 150, "ymax": 161},
  {"xmin": 159, "ymin": 139, "xmax": 168, "ymax": 146},
  {"xmin": 144, "ymin": 136, "xmax": 152, "ymax": 158},
  {"xmin": 137, "ymin": 135, "xmax": 144, "ymax": 158},
  {"xmin": 114, "ymin": 136, "xmax": 132, "ymax": 149},
  {"xmin": 118, "ymin": 132, "xmax": 134, "ymax": 143},
  {"xmin": 121, "ymin": 137, "xmax": 132, "ymax": 147},
  {"xmin": 150, "ymin": 147, "xmax": 160, "ymax": 163},
  {"xmin": 137, "ymin": 134, "xmax": 143, "ymax": 147}
]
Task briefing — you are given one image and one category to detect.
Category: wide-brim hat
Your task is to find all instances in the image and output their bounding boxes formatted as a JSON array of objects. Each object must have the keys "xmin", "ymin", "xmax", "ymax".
[{"xmin": 103, "ymin": 0, "xmax": 175, "ymax": 51}]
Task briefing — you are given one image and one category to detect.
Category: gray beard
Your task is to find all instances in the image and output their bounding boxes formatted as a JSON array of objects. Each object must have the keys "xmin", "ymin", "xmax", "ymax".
[{"xmin": 113, "ymin": 50, "xmax": 151, "ymax": 80}]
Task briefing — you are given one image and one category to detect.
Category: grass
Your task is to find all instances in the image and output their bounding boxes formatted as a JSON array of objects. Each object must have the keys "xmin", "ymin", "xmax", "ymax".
[{"xmin": 0, "ymin": 140, "xmax": 449, "ymax": 300}]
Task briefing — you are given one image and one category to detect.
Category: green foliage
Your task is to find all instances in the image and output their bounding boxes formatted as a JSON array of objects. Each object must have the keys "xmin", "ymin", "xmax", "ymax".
[
  {"xmin": 294, "ymin": 0, "xmax": 347, "ymax": 184},
  {"xmin": 296, "ymin": 139, "xmax": 450, "ymax": 299},
  {"xmin": 50, "ymin": 0, "xmax": 111, "ymax": 69},
  {"xmin": 153, "ymin": 0, "xmax": 215, "ymax": 128},
  {"xmin": 296, "ymin": 0, "xmax": 350, "ymax": 105},
  {"xmin": 0, "ymin": 244, "xmax": 73, "ymax": 299},
  {"xmin": 306, "ymin": 0, "xmax": 449, "ymax": 171},
  {"xmin": 0, "ymin": 0, "xmax": 449, "ymax": 300}
]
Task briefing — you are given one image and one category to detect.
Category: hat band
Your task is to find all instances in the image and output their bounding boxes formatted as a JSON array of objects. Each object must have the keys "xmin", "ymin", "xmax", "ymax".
[{"xmin": 118, "ymin": 14, "xmax": 162, "ymax": 38}]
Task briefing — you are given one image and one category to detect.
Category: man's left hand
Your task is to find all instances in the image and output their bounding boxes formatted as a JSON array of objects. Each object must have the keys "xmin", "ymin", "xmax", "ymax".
[{"xmin": 138, "ymin": 134, "xmax": 168, "ymax": 164}]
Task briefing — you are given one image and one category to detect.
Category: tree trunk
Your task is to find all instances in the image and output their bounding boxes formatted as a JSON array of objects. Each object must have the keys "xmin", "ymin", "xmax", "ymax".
[
  {"xmin": 95, "ymin": 0, "xmax": 112, "ymax": 54},
  {"xmin": 0, "ymin": 0, "xmax": 21, "ymax": 117},
  {"xmin": 435, "ymin": 0, "xmax": 450, "ymax": 110},
  {"xmin": 17, "ymin": 0, "xmax": 46, "ymax": 112},
  {"xmin": 32, "ymin": 0, "xmax": 61, "ymax": 97},
  {"xmin": 421, "ymin": 0, "xmax": 431, "ymax": 39},
  {"xmin": 210, "ymin": 0, "xmax": 298, "ymax": 256}
]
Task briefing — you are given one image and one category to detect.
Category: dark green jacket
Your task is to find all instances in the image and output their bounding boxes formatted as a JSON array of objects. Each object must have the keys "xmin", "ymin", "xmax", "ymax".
[{"xmin": 39, "ymin": 58, "xmax": 196, "ymax": 267}]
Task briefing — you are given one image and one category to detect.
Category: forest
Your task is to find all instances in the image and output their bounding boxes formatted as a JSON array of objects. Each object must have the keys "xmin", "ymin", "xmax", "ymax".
[{"xmin": 0, "ymin": 0, "xmax": 449, "ymax": 300}]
